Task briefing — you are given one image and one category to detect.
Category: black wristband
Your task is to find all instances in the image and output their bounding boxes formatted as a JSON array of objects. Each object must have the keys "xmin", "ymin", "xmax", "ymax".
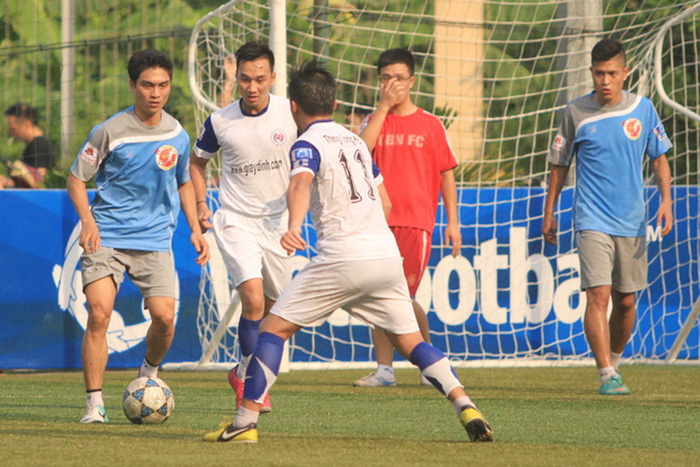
[{"xmin": 197, "ymin": 200, "xmax": 207, "ymax": 205}]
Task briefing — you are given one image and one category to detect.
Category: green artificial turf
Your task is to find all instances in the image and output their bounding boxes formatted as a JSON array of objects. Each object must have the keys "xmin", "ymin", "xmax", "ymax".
[{"xmin": 1, "ymin": 366, "xmax": 698, "ymax": 466}]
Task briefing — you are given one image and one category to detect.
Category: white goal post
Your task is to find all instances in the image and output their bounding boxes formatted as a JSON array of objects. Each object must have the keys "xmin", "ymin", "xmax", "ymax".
[
  {"xmin": 651, "ymin": 2, "xmax": 700, "ymax": 362},
  {"xmin": 168, "ymin": 0, "xmax": 700, "ymax": 371}
]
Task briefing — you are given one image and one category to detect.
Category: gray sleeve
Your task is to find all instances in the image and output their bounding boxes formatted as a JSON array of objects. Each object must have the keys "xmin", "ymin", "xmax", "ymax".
[
  {"xmin": 547, "ymin": 107, "xmax": 576, "ymax": 166},
  {"xmin": 70, "ymin": 124, "xmax": 110, "ymax": 181}
]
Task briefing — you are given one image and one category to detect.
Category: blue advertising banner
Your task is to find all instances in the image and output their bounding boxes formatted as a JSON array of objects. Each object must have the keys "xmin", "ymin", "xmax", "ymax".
[
  {"xmin": 0, "ymin": 190, "xmax": 204, "ymax": 370},
  {"xmin": 0, "ymin": 187, "xmax": 697, "ymax": 369}
]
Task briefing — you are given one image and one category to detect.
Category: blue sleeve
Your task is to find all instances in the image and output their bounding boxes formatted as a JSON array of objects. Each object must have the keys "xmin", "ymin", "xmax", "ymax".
[
  {"xmin": 289, "ymin": 140, "xmax": 321, "ymax": 175},
  {"xmin": 194, "ymin": 116, "xmax": 220, "ymax": 153},
  {"xmin": 645, "ymin": 103, "xmax": 672, "ymax": 159},
  {"xmin": 371, "ymin": 160, "xmax": 381, "ymax": 178}
]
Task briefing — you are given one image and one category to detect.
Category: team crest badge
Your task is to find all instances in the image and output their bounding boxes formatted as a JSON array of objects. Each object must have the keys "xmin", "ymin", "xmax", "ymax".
[
  {"xmin": 271, "ymin": 129, "xmax": 287, "ymax": 146},
  {"xmin": 155, "ymin": 145, "xmax": 178, "ymax": 171},
  {"xmin": 551, "ymin": 134, "xmax": 565, "ymax": 152},
  {"xmin": 622, "ymin": 118, "xmax": 642, "ymax": 140},
  {"xmin": 653, "ymin": 124, "xmax": 668, "ymax": 141},
  {"xmin": 79, "ymin": 142, "xmax": 99, "ymax": 164}
]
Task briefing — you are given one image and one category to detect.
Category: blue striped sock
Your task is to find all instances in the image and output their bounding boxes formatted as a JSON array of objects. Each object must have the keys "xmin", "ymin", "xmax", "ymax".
[{"xmin": 242, "ymin": 332, "xmax": 285, "ymax": 403}]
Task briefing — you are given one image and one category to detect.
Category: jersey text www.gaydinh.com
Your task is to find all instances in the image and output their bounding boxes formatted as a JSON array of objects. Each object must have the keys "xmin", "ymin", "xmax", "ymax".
[{"xmin": 230, "ymin": 159, "xmax": 285, "ymax": 176}]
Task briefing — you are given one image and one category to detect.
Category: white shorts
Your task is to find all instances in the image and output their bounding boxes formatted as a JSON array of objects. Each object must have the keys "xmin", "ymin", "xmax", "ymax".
[
  {"xmin": 213, "ymin": 209, "xmax": 292, "ymax": 300},
  {"xmin": 271, "ymin": 256, "xmax": 420, "ymax": 335}
]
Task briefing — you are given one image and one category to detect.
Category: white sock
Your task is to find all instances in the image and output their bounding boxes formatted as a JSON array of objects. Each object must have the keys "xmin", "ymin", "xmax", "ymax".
[
  {"xmin": 233, "ymin": 406, "xmax": 260, "ymax": 428},
  {"xmin": 611, "ymin": 352, "xmax": 622, "ymax": 370},
  {"xmin": 86, "ymin": 389, "xmax": 104, "ymax": 407},
  {"xmin": 140, "ymin": 357, "xmax": 158, "ymax": 378},
  {"xmin": 377, "ymin": 364, "xmax": 394, "ymax": 376},
  {"xmin": 598, "ymin": 366, "xmax": 617, "ymax": 380},
  {"xmin": 452, "ymin": 395, "xmax": 475, "ymax": 415}
]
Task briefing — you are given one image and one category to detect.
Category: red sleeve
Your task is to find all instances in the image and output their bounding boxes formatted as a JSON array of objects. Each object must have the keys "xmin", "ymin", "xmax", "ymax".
[{"xmin": 433, "ymin": 116, "xmax": 458, "ymax": 172}]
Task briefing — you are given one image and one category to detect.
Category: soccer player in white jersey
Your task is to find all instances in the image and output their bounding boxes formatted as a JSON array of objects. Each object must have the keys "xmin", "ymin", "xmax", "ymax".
[
  {"xmin": 67, "ymin": 49, "xmax": 209, "ymax": 423},
  {"xmin": 190, "ymin": 42, "xmax": 297, "ymax": 413},
  {"xmin": 204, "ymin": 61, "xmax": 494, "ymax": 444},
  {"xmin": 543, "ymin": 39, "xmax": 673, "ymax": 395}
]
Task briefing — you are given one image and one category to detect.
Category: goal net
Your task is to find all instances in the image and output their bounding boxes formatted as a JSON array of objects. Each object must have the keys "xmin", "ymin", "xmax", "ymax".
[{"xmin": 186, "ymin": 0, "xmax": 699, "ymax": 369}]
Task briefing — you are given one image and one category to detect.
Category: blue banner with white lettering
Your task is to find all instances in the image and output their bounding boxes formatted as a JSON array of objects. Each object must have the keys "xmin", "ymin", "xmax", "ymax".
[{"xmin": 0, "ymin": 187, "xmax": 697, "ymax": 369}]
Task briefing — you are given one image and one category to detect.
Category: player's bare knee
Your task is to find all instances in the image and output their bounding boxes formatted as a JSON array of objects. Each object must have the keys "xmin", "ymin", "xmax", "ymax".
[
  {"xmin": 388, "ymin": 331, "xmax": 423, "ymax": 359},
  {"xmin": 259, "ymin": 314, "xmax": 300, "ymax": 340},
  {"xmin": 148, "ymin": 305, "xmax": 175, "ymax": 330},
  {"xmin": 586, "ymin": 289, "xmax": 611, "ymax": 313},
  {"xmin": 152, "ymin": 313, "xmax": 175, "ymax": 331},
  {"xmin": 85, "ymin": 306, "xmax": 112, "ymax": 333},
  {"xmin": 240, "ymin": 295, "xmax": 265, "ymax": 320}
]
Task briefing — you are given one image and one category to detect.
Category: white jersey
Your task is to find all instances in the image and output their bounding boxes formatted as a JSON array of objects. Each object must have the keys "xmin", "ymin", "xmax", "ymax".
[
  {"xmin": 194, "ymin": 94, "xmax": 297, "ymax": 217},
  {"xmin": 290, "ymin": 119, "xmax": 400, "ymax": 261}
]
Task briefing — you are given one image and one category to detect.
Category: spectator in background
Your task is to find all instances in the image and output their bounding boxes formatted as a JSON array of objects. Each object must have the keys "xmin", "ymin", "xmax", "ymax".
[
  {"xmin": 344, "ymin": 106, "xmax": 371, "ymax": 134},
  {"xmin": 353, "ymin": 48, "xmax": 462, "ymax": 388},
  {"xmin": 1, "ymin": 103, "xmax": 55, "ymax": 188}
]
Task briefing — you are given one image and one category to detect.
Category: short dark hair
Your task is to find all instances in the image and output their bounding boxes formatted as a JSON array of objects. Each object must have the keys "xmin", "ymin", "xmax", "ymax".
[
  {"xmin": 288, "ymin": 61, "xmax": 336, "ymax": 116},
  {"xmin": 5, "ymin": 103, "xmax": 38, "ymax": 125},
  {"xmin": 127, "ymin": 48, "xmax": 173, "ymax": 83},
  {"xmin": 377, "ymin": 48, "xmax": 414, "ymax": 76},
  {"xmin": 235, "ymin": 41, "xmax": 275, "ymax": 71},
  {"xmin": 347, "ymin": 106, "xmax": 371, "ymax": 117},
  {"xmin": 591, "ymin": 39, "xmax": 626, "ymax": 66}
]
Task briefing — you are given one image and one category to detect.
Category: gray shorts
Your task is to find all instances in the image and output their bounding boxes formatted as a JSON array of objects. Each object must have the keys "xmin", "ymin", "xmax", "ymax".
[
  {"xmin": 81, "ymin": 247, "xmax": 177, "ymax": 298},
  {"xmin": 576, "ymin": 230, "xmax": 647, "ymax": 293}
]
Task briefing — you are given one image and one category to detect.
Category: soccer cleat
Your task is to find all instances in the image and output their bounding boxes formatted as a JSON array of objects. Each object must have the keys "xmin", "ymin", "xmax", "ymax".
[
  {"xmin": 260, "ymin": 392, "xmax": 272, "ymax": 414},
  {"xmin": 79, "ymin": 405, "xmax": 109, "ymax": 424},
  {"xmin": 599, "ymin": 373, "xmax": 631, "ymax": 395},
  {"xmin": 459, "ymin": 406, "xmax": 494, "ymax": 442},
  {"xmin": 228, "ymin": 365, "xmax": 245, "ymax": 408},
  {"xmin": 229, "ymin": 364, "xmax": 272, "ymax": 413},
  {"xmin": 203, "ymin": 421, "xmax": 258, "ymax": 443},
  {"xmin": 352, "ymin": 370, "xmax": 397, "ymax": 387}
]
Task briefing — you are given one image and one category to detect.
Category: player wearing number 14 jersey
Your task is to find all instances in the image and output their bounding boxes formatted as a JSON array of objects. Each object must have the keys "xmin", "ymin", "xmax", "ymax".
[{"xmin": 204, "ymin": 61, "xmax": 493, "ymax": 444}]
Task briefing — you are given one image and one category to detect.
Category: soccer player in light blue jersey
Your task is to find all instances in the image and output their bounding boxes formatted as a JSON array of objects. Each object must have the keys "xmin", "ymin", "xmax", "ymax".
[
  {"xmin": 67, "ymin": 49, "xmax": 209, "ymax": 423},
  {"xmin": 543, "ymin": 39, "xmax": 673, "ymax": 395}
]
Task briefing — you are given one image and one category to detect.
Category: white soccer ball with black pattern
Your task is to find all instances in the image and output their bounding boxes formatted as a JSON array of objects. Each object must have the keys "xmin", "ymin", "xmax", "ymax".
[{"xmin": 122, "ymin": 376, "xmax": 175, "ymax": 424}]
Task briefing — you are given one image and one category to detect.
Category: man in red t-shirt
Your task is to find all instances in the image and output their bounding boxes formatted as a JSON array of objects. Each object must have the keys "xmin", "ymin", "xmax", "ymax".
[{"xmin": 354, "ymin": 48, "xmax": 461, "ymax": 387}]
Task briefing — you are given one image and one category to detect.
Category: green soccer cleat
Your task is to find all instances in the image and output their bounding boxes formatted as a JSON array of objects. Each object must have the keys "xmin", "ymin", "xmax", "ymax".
[
  {"xmin": 599, "ymin": 373, "xmax": 631, "ymax": 395},
  {"xmin": 459, "ymin": 406, "xmax": 494, "ymax": 442},
  {"xmin": 203, "ymin": 421, "xmax": 258, "ymax": 443}
]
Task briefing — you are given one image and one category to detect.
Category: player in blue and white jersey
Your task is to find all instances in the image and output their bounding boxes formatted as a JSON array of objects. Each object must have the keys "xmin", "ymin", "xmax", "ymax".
[
  {"xmin": 543, "ymin": 39, "xmax": 673, "ymax": 395},
  {"xmin": 67, "ymin": 49, "xmax": 209, "ymax": 424},
  {"xmin": 190, "ymin": 42, "xmax": 297, "ymax": 413},
  {"xmin": 204, "ymin": 61, "xmax": 494, "ymax": 444}
]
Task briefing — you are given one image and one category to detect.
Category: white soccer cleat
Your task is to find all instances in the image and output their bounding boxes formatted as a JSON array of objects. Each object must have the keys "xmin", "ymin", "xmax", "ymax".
[
  {"xmin": 353, "ymin": 370, "xmax": 396, "ymax": 387},
  {"xmin": 80, "ymin": 405, "xmax": 109, "ymax": 424}
]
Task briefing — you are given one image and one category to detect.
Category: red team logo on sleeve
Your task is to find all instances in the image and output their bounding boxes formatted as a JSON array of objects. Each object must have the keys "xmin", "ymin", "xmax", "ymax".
[
  {"xmin": 551, "ymin": 134, "xmax": 565, "ymax": 152},
  {"xmin": 622, "ymin": 118, "xmax": 642, "ymax": 140},
  {"xmin": 155, "ymin": 145, "xmax": 179, "ymax": 171},
  {"xmin": 79, "ymin": 142, "xmax": 99, "ymax": 165}
]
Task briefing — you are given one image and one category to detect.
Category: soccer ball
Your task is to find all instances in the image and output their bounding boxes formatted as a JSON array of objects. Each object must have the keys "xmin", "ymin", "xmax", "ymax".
[{"xmin": 122, "ymin": 376, "xmax": 175, "ymax": 424}]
